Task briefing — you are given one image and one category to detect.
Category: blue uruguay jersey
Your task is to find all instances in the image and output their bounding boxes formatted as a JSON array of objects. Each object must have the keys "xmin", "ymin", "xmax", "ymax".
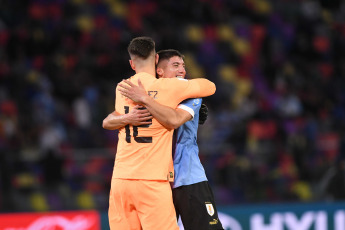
[{"xmin": 172, "ymin": 98, "xmax": 208, "ymax": 188}]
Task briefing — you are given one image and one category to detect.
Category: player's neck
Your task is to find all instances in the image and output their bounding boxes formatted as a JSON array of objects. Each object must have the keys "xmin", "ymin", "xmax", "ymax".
[
  {"xmin": 132, "ymin": 56, "xmax": 156, "ymax": 76},
  {"xmin": 135, "ymin": 66, "xmax": 156, "ymax": 76}
]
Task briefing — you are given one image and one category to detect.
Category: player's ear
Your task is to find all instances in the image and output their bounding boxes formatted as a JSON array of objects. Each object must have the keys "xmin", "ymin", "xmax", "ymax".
[
  {"xmin": 129, "ymin": 60, "xmax": 135, "ymax": 71},
  {"xmin": 156, "ymin": 67, "xmax": 164, "ymax": 78},
  {"xmin": 155, "ymin": 53, "xmax": 159, "ymax": 65}
]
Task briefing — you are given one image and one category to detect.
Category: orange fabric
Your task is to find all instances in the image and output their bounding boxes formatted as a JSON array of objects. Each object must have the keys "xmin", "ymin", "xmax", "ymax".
[
  {"xmin": 113, "ymin": 72, "xmax": 215, "ymax": 181},
  {"xmin": 108, "ymin": 179, "xmax": 179, "ymax": 230}
]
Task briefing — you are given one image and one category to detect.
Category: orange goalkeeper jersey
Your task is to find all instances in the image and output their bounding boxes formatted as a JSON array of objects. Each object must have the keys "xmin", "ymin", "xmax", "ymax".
[{"xmin": 113, "ymin": 72, "xmax": 216, "ymax": 181}]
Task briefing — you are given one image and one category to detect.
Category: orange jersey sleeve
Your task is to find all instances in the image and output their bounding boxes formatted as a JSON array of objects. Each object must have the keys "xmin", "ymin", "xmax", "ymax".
[{"xmin": 155, "ymin": 77, "xmax": 216, "ymax": 104}]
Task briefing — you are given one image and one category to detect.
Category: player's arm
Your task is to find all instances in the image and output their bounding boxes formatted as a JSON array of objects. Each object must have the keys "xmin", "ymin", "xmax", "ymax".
[
  {"xmin": 118, "ymin": 79, "xmax": 192, "ymax": 129},
  {"xmin": 147, "ymin": 107, "xmax": 191, "ymax": 130},
  {"xmin": 182, "ymin": 78, "xmax": 216, "ymax": 98},
  {"xmin": 102, "ymin": 105, "xmax": 153, "ymax": 130}
]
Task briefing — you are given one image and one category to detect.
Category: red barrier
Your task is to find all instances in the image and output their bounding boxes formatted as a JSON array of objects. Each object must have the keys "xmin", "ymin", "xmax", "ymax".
[{"xmin": 0, "ymin": 210, "xmax": 100, "ymax": 230}]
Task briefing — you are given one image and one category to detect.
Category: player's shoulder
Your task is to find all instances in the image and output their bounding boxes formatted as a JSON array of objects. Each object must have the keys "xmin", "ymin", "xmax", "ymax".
[
  {"xmin": 115, "ymin": 75, "xmax": 132, "ymax": 88},
  {"xmin": 128, "ymin": 74, "xmax": 138, "ymax": 81}
]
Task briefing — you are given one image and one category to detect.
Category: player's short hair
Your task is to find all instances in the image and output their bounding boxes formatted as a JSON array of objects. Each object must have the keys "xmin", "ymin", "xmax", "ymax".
[
  {"xmin": 128, "ymin": 37, "xmax": 155, "ymax": 59},
  {"xmin": 157, "ymin": 49, "xmax": 184, "ymax": 64}
]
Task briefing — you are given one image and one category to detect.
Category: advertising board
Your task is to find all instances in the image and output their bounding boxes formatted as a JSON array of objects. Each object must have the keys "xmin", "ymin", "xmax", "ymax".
[{"xmin": 0, "ymin": 210, "xmax": 100, "ymax": 230}]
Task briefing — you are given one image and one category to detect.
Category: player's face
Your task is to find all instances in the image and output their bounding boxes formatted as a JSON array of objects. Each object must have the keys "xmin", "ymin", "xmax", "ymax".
[{"xmin": 159, "ymin": 56, "xmax": 186, "ymax": 79}]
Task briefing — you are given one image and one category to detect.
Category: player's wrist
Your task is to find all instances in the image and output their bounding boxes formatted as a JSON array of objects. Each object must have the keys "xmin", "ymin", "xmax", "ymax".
[
  {"xmin": 122, "ymin": 113, "xmax": 132, "ymax": 125},
  {"xmin": 140, "ymin": 94, "xmax": 152, "ymax": 106}
]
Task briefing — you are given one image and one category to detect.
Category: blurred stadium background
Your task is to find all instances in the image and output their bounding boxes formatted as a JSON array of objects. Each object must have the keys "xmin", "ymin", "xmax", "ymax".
[{"xmin": 0, "ymin": 0, "xmax": 345, "ymax": 229}]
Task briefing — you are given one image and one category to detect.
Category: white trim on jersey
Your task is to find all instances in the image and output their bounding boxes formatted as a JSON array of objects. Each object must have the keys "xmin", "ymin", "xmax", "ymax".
[{"xmin": 177, "ymin": 104, "xmax": 195, "ymax": 118}]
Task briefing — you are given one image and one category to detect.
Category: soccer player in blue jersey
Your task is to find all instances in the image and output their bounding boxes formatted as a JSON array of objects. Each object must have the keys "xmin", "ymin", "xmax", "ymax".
[{"xmin": 118, "ymin": 49, "xmax": 224, "ymax": 230}]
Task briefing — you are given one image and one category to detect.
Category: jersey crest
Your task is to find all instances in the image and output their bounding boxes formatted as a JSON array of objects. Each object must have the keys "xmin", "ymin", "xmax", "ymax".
[
  {"xmin": 192, "ymin": 98, "xmax": 201, "ymax": 106},
  {"xmin": 205, "ymin": 202, "xmax": 215, "ymax": 216}
]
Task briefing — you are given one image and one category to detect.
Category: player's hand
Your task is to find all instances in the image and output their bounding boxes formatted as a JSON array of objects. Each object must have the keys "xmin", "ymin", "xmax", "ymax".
[
  {"xmin": 199, "ymin": 103, "xmax": 208, "ymax": 125},
  {"xmin": 128, "ymin": 105, "xmax": 153, "ymax": 126},
  {"xmin": 118, "ymin": 79, "xmax": 148, "ymax": 104}
]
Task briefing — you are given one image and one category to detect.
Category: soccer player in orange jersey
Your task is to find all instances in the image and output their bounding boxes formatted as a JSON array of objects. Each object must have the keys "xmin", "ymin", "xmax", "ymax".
[
  {"xmin": 103, "ymin": 37, "xmax": 216, "ymax": 230},
  {"xmin": 117, "ymin": 49, "xmax": 224, "ymax": 230}
]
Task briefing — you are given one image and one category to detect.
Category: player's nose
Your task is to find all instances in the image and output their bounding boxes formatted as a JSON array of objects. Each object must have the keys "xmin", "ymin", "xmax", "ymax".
[{"xmin": 178, "ymin": 66, "xmax": 186, "ymax": 75}]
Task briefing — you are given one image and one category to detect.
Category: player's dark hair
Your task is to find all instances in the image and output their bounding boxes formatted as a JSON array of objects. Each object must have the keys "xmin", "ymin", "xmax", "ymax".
[
  {"xmin": 128, "ymin": 37, "xmax": 155, "ymax": 59},
  {"xmin": 157, "ymin": 49, "xmax": 184, "ymax": 64}
]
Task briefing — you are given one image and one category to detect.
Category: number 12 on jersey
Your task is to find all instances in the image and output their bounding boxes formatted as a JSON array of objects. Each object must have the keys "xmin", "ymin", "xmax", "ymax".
[{"xmin": 124, "ymin": 106, "xmax": 152, "ymax": 143}]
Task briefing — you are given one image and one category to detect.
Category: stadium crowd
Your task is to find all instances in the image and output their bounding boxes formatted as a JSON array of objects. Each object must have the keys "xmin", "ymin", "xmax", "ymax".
[{"xmin": 0, "ymin": 0, "xmax": 345, "ymax": 212}]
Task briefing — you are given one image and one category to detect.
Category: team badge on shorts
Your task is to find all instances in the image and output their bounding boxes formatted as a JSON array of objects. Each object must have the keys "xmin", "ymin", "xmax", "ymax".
[{"xmin": 205, "ymin": 202, "xmax": 215, "ymax": 216}]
